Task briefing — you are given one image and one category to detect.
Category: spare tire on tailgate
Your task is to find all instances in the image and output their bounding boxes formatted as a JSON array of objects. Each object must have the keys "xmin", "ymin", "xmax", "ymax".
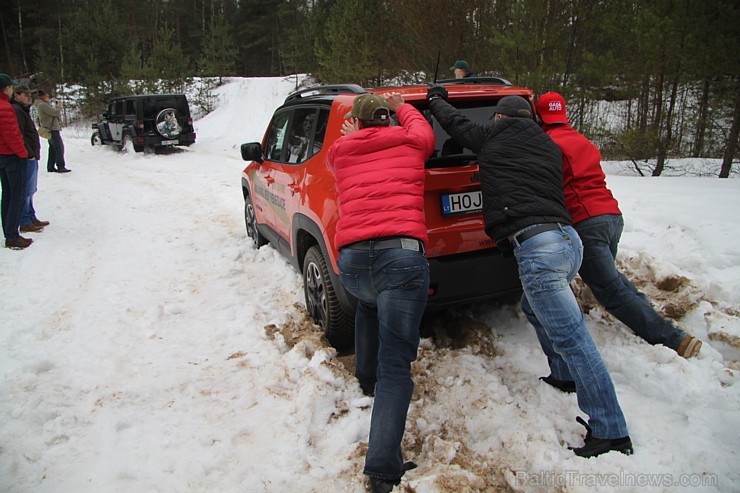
[{"xmin": 155, "ymin": 108, "xmax": 182, "ymax": 139}]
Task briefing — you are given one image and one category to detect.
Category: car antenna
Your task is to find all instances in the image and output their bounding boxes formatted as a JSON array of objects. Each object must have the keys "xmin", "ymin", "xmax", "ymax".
[{"xmin": 433, "ymin": 50, "xmax": 441, "ymax": 84}]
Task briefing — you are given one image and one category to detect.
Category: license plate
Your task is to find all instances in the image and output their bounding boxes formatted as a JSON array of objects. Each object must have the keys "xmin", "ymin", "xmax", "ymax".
[
  {"xmin": 161, "ymin": 139, "xmax": 178, "ymax": 145},
  {"xmin": 441, "ymin": 191, "xmax": 483, "ymax": 216}
]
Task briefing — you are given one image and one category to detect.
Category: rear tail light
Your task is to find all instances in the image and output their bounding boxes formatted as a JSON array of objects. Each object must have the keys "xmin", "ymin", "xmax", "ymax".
[
  {"xmin": 136, "ymin": 137, "xmax": 144, "ymax": 144},
  {"xmin": 137, "ymin": 120, "xmax": 144, "ymax": 130}
]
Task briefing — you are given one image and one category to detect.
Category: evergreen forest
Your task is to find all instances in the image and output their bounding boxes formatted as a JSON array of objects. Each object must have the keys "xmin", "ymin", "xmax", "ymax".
[{"xmin": 1, "ymin": 0, "xmax": 738, "ymax": 175}]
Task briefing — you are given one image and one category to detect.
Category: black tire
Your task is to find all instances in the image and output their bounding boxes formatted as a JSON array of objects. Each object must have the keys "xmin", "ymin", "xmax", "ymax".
[
  {"xmin": 302, "ymin": 245, "xmax": 354, "ymax": 349},
  {"xmin": 244, "ymin": 194, "xmax": 267, "ymax": 248},
  {"xmin": 91, "ymin": 132, "xmax": 103, "ymax": 146},
  {"xmin": 155, "ymin": 108, "xmax": 182, "ymax": 139}
]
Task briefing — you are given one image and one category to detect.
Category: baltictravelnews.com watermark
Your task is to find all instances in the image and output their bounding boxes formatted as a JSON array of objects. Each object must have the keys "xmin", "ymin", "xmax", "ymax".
[{"xmin": 513, "ymin": 469, "xmax": 718, "ymax": 488}]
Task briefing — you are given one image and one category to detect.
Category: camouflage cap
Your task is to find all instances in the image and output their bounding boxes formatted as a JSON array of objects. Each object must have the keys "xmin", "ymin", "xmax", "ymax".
[{"xmin": 345, "ymin": 94, "xmax": 390, "ymax": 122}]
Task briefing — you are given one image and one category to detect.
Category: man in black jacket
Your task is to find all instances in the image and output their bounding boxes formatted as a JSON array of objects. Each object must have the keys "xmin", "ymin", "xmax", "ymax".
[
  {"xmin": 12, "ymin": 85, "xmax": 49, "ymax": 233},
  {"xmin": 427, "ymin": 85, "xmax": 632, "ymax": 458}
]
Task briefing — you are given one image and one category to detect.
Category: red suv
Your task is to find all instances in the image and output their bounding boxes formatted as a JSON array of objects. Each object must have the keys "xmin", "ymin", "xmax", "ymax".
[{"xmin": 240, "ymin": 79, "xmax": 532, "ymax": 348}]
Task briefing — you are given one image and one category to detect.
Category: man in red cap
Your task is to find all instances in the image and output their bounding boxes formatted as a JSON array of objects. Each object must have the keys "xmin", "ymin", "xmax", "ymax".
[{"xmin": 536, "ymin": 91, "xmax": 702, "ymax": 360}]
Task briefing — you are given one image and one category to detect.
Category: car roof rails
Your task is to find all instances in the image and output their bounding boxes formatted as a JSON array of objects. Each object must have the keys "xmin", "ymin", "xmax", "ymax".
[
  {"xmin": 436, "ymin": 77, "xmax": 513, "ymax": 86},
  {"xmin": 285, "ymin": 84, "xmax": 367, "ymax": 102}
]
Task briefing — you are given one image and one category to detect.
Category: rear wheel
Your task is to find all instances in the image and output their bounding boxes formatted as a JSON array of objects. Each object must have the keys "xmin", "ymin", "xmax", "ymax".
[
  {"xmin": 244, "ymin": 194, "xmax": 267, "ymax": 248},
  {"xmin": 303, "ymin": 245, "xmax": 354, "ymax": 349}
]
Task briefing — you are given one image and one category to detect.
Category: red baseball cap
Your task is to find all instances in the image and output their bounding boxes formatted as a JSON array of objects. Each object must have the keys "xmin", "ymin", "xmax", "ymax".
[{"xmin": 537, "ymin": 92, "xmax": 568, "ymax": 124}]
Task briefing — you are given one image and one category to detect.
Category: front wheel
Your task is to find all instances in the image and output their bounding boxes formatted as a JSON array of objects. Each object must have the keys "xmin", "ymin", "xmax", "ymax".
[
  {"xmin": 91, "ymin": 132, "xmax": 103, "ymax": 146},
  {"xmin": 302, "ymin": 245, "xmax": 354, "ymax": 349}
]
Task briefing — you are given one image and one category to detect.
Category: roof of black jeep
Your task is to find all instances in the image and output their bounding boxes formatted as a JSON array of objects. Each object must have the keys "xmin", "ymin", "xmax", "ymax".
[{"xmin": 107, "ymin": 94, "xmax": 188, "ymax": 101}]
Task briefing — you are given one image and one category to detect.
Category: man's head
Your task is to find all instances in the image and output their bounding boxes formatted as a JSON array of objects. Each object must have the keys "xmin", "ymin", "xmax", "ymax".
[
  {"xmin": 449, "ymin": 60, "xmax": 470, "ymax": 79},
  {"xmin": 490, "ymin": 96, "xmax": 533, "ymax": 120},
  {"xmin": 36, "ymin": 89, "xmax": 50, "ymax": 101},
  {"xmin": 0, "ymin": 73, "xmax": 17, "ymax": 96},
  {"xmin": 13, "ymin": 84, "xmax": 32, "ymax": 105},
  {"xmin": 345, "ymin": 94, "xmax": 391, "ymax": 128},
  {"xmin": 536, "ymin": 92, "xmax": 568, "ymax": 124}
]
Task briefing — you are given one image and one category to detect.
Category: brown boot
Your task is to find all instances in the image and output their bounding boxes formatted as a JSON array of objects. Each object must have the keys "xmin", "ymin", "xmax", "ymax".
[
  {"xmin": 32, "ymin": 219, "xmax": 50, "ymax": 227},
  {"xmin": 5, "ymin": 236, "xmax": 33, "ymax": 249},
  {"xmin": 20, "ymin": 223, "xmax": 44, "ymax": 233},
  {"xmin": 677, "ymin": 335, "xmax": 702, "ymax": 358}
]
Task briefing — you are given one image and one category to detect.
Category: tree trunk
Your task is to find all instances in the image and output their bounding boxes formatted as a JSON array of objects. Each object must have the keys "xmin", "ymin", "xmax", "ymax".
[
  {"xmin": 719, "ymin": 81, "xmax": 740, "ymax": 178},
  {"xmin": 693, "ymin": 77, "xmax": 711, "ymax": 157}
]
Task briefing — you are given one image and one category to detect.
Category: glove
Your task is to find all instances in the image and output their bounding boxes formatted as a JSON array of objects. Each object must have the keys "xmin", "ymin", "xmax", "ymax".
[{"xmin": 427, "ymin": 83, "xmax": 448, "ymax": 102}]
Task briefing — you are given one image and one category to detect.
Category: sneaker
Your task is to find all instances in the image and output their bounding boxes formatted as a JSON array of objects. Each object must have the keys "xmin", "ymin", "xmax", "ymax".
[
  {"xmin": 569, "ymin": 416, "xmax": 633, "ymax": 458},
  {"xmin": 5, "ymin": 236, "xmax": 33, "ymax": 250},
  {"xmin": 540, "ymin": 374, "xmax": 576, "ymax": 393},
  {"xmin": 32, "ymin": 219, "xmax": 50, "ymax": 227},
  {"xmin": 20, "ymin": 223, "xmax": 44, "ymax": 233},
  {"xmin": 677, "ymin": 335, "xmax": 702, "ymax": 358},
  {"xmin": 56, "ymin": 167, "xmax": 72, "ymax": 173}
]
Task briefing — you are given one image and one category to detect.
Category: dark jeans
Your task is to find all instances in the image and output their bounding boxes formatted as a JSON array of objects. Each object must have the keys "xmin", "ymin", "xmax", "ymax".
[
  {"xmin": 575, "ymin": 214, "xmax": 686, "ymax": 350},
  {"xmin": 47, "ymin": 130, "xmax": 66, "ymax": 171},
  {"xmin": 0, "ymin": 154, "xmax": 27, "ymax": 241},
  {"xmin": 337, "ymin": 242, "xmax": 429, "ymax": 481}
]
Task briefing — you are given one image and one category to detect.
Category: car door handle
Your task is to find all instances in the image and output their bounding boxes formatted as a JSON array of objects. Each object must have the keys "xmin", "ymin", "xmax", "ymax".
[{"xmin": 288, "ymin": 183, "xmax": 301, "ymax": 195}]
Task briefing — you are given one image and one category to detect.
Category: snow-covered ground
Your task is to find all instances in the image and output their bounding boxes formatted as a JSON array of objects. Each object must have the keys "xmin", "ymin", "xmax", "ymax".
[{"xmin": 1, "ymin": 77, "xmax": 738, "ymax": 493}]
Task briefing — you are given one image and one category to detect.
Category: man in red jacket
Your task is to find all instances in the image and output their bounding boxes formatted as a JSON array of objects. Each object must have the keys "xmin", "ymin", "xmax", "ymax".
[
  {"xmin": 536, "ymin": 92, "xmax": 702, "ymax": 368},
  {"xmin": 0, "ymin": 73, "xmax": 32, "ymax": 250},
  {"xmin": 327, "ymin": 92, "xmax": 434, "ymax": 493}
]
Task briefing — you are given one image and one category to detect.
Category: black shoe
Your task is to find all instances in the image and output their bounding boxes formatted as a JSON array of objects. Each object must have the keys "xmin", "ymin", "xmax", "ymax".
[
  {"xmin": 56, "ymin": 167, "xmax": 72, "ymax": 173},
  {"xmin": 569, "ymin": 416, "xmax": 633, "ymax": 458},
  {"xmin": 360, "ymin": 382, "xmax": 375, "ymax": 397},
  {"xmin": 540, "ymin": 374, "xmax": 576, "ymax": 393},
  {"xmin": 369, "ymin": 477, "xmax": 399, "ymax": 493},
  {"xmin": 47, "ymin": 169, "xmax": 56, "ymax": 173}
]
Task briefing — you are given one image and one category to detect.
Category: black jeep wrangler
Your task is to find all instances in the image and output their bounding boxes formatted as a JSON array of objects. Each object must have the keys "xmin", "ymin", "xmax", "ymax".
[{"xmin": 91, "ymin": 94, "xmax": 196, "ymax": 153}]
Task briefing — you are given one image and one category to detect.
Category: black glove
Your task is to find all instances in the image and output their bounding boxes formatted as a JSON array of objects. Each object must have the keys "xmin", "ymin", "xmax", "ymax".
[{"xmin": 427, "ymin": 83, "xmax": 448, "ymax": 101}]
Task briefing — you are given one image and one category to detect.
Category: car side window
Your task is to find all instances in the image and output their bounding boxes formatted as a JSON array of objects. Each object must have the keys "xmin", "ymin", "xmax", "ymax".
[
  {"xmin": 285, "ymin": 108, "xmax": 317, "ymax": 165},
  {"xmin": 108, "ymin": 103, "xmax": 116, "ymax": 118},
  {"xmin": 265, "ymin": 111, "xmax": 290, "ymax": 162},
  {"xmin": 310, "ymin": 109, "xmax": 330, "ymax": 158},
  {"xmin": 125, "ymin": 100, "xmax": 136, "ymax": 116},
  {"xmin": 115, "ymin": 100, "xmax": 125, "ymax": 119}
]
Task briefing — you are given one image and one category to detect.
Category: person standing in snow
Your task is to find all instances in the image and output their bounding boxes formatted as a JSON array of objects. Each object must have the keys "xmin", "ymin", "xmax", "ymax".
[
  {"xmin": 35, "ymin": 89, "xmax": 71, "ymax": 173},
  {"xmin": 426, "ymin": 84, "xmax": 632, "ymax": 458},
  {"xmin": 0, "ymin": 73, "xmax": 32, "ymax": 250},
  {"xmin": 327, "ymin": 92, "xmax": 435, "ymax": 492},
  {"xmin": 449, "ymin": 59, "xmax": 477, "ymax": 78},
  {"xmin": 12, "ymin": 84, "xmax": 50, "ymax": 234},
  {"xmin": 536, "ymin": 91, "xmax": 702, "ymax": 359}
]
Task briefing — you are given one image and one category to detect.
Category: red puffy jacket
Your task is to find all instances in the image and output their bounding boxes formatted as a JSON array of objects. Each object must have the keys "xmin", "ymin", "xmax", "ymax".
[
  {"xmin": 543, "ymin": 122, "xmax": 620, "ymax": 224},
  {"xmin": 327, "ymin": 103, "xmax": 435, "ymax": 249},
  {"xmin": 0, "ymin": 92, "xmax": 28, "ymax": 158}
]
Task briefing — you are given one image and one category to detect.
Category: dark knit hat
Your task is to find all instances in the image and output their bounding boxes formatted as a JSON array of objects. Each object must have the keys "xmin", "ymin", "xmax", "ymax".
[
  {"xmin": 490, "ymin": 96, "xmax": 533, "ymax": 118},
  {"xmin": 0, "ymin": 73, "xmax": 18, "ymax": 88}
]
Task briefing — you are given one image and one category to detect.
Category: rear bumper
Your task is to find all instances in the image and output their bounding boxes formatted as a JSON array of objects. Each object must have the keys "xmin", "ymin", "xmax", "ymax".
[
  {"xmin": 136, "ymin": 133, "xmax": 196, "ymax": 148},
  {"xmin": 426, "ymin": 248, "xmax": 521, "ymax": 308}
]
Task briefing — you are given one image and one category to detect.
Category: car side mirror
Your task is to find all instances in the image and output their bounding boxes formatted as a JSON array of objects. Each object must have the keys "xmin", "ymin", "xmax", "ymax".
[
  {"xmin": 102, "ymin": 110, "xmax": 109, "ymax": 119},
  {"xmin": 241, "ymin": 142, "xmax": 263, "ymax": 163}
]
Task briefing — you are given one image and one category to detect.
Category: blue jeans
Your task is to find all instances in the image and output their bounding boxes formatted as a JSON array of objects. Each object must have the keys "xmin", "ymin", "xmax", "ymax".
[
  {"xmin": 0, "ymin": 154, "xmax": 27, "ymax": 241},
  {"xmin": 575, "ymin": 214, "xmax": 686, "ymax": 350},
  {"xmin": 21, "ymin": 159, "xmax": 39, "ymax": 226},
  {"xmin": 514, "ymin": 224, "xmax": 628, "ymax": 439},
  {"xmin": 47, "ymin": 131, "xmax": 66, "ymax": 171},
  {"xmin": 338, "ymin": 242, "xmax": 429, "ymax": 481}
]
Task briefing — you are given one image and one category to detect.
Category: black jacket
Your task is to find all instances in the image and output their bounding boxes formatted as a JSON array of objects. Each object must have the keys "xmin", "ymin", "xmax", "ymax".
[
  {"xmin": 11, "ymin": 98, "xmax": 41, "ymax": 160},
  {"xmin": 429, "ymin": 98, "xmax": 572, "ymax": 249}
]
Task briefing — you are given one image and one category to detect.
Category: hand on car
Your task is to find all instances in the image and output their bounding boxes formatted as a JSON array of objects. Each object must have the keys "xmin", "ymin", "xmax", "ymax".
[
  {"xmin": 341, "ymin": 118, "xmax": 359, "ymax": 136},
  {"xmin": 427, "ymin": 83, "xmax": 448, "ymax": 101},
  {"xmin": 383, "ymin": 92, "xmax": 404, "ymax": 111}
]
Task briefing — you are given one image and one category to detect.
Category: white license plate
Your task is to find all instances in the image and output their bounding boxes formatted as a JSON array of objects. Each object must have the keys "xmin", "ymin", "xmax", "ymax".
[
  {"xmin": 161, "ymin": 140, "xmax": 178, "ymax": 145},
  {"xmin": 441, "ymin": 191, "xmax": 483, "ymax": 216}
]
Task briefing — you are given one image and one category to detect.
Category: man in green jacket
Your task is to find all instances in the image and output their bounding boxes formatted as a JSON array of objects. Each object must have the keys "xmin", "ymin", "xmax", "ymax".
[{"xmin": 34, "ymin": 90, "xmax": 71, "ymax": 173}]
